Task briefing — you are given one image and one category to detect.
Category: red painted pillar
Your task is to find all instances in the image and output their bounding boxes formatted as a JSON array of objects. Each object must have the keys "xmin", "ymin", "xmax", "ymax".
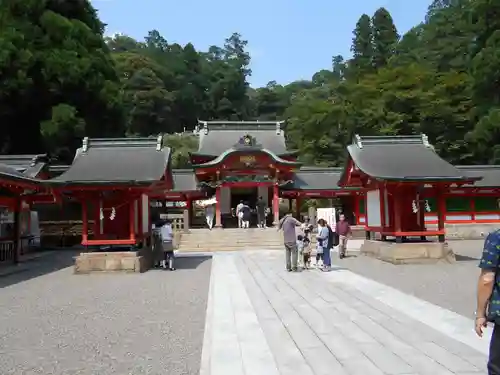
[
  {"xmin": 215, "ymin": 186, "xmax": 222, "ymax": 228},
  {"xmin": 437, "ymin": 190, "xmax": 446, "ymax": 231},
  {"xmin": 273, "ymin": 184, "xmax": 280, "ymax": 225},
  {"xmin": 379, "ymin": 186, "xmax": 386, "ymax": 230},
  {"xmin": 137, "ymin": 196, "xmax": 143, "ymax": 238},
  {"xmin": 93, "ymin": 198, "xmax": 101, "ymax": 239},
  {"xmin": 129, "ymin": 200, "xmax": 136, "ymax": 242},
  {"xmin": 13, "ymin": 199, "xmax": 21, "ymax": 263},
  {"xmin": 393, "ymin": 187, "xmax": 402, "ymax": 233},
  {"xmin": 354, "ymin": 194, "xmax": 360, "ymax": 225},
  {"xmin": 437, "ymin": 188, "xmax": 446, "ymax": 242},
  {"xmin": 82, "ymin": 200, "xmax": 88, "ymax": 245}
]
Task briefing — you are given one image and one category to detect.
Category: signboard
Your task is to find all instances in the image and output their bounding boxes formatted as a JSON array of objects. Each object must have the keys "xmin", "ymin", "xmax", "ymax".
[
  {"xmin": 239, "ymin": 155, "xmax": 256, "ymax": 164},
  {"xmin": 149, "ymin": 200, "xmax": 186, "ymax": 208},
  {"xmin": 317, "ymin": 207, "xmax": 336, "ymax": 228}
]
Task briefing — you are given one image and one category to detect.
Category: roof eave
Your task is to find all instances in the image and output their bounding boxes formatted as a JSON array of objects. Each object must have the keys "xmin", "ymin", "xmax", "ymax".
[
  {"xmin": 0, "ymin": 172, "xmax": 43, "ymax": 186},
  {"xmin": 191, "ymin": 148, "xmax": 302, "ymax": 169},
  {"xmin": 48, "ymin": 180, "xmax": 154, "ymax": 188},
  {"xmin": 370, "ymin": 176, "xmax": 483, "ymax": 183}
]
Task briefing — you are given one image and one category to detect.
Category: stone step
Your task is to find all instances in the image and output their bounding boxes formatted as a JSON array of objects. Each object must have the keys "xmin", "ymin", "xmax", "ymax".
[
  {"xmin": 178, "ymin": 246, "xmax": 284, "ymax": 253},
  {"xmin": 180, "ymin": 235, "xmax": 281, "ymax": 241},
  {"xmin": 179, "ymin": 239, "xmax": 282, "ymax": 243},
  {"xmin": 179, "ymin": 243, "xmax": 282, "ymax": 249}
]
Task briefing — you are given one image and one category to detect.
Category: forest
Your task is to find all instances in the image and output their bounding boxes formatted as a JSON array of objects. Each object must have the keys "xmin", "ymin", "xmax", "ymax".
[{"xmin": 1, "ymin": 0, "xmax": 500, "ymax": 167}]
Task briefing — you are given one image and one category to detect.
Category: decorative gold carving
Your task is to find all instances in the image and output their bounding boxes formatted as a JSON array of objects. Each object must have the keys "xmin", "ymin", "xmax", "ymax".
[{"xmin": 239, "ymin": 155, "xmax": 256, "ymax": 164}]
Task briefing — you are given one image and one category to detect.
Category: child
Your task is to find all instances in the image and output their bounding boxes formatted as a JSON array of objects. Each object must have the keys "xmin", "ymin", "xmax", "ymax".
[
  {"xmin": 302, "ymin": 236, "xmax": 312, "ymax": 269},
  {"xmin": 315, "ymin": 246, "xmax": 324, "ymax": 268},
  {"xmin": 297, "ymin": 234, "xmax": 305, "ymax": 268}
]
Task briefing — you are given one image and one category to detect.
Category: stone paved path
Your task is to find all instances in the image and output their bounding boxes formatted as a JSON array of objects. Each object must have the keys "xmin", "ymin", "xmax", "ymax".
[{"xmin": 200, "ymin": 251, "xmax": 490, "ymax": 375}]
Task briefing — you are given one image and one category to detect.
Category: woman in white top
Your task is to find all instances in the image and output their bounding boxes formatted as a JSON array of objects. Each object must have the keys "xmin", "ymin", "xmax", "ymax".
[{"xmin": 205, "ymin": 204, "xmax": 215, "ymax": 229}]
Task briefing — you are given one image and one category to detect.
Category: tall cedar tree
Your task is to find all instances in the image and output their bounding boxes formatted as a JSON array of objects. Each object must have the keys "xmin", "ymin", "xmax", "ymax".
[
  {"xmin": 371, "ymin": 8, "xmax": 399, "ymax": 69},
  {"xmin": 349, "ymin": 14, "xmax": 374, "ymax": 80}
]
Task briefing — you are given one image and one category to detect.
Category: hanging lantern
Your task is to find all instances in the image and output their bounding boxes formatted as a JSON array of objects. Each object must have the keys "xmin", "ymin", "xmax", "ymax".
[{"xmin": 110, "ymin": 207, "xmax": 116, "ymax": 220}]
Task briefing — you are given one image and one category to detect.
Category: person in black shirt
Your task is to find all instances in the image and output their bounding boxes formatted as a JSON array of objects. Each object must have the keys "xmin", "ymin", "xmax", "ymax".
[
  {"xmin": 256, "ymin": 196, "xmax": 267, "ymax": 228},
  {"xmin": 241, "ymin": 201, "xmax": 251, "ymax": 229}
]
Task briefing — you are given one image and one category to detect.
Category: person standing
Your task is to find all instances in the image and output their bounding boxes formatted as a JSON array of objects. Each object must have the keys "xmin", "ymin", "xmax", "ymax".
[
  {"xmin": 152, "ymin": 221, "xmax": 163, "ymax": 268},
  {"xmin": 278, "ymin": 211, "xmax": 302, "ymax": 271},
  {"xmin": 302, "ymin": 217, "xmax": 313, "ymax": 242},
  {"xmin": 205, "ymin": 203, "xmax": 215, "ymax": 229},
  {"xmin": 236, "ymin": 200, "xmax": 244, "ymax": 228},
  {"xmin": 476, "ymin": 229, "xmax": 500, "ymax": 374},
  {"xmin": 160, "ymin": 219, "xmax": 175, "ymax": 271},
  {"xmin": 256, "ymin": 196, "xmax": 267, "ymax": 228},
  {"xmin": 241, "ymin": 201, "xmax": 251, "ymax": 229},
  {"xmin": 335, "ymin": 213, "xmax": 352, "ymax": 259},
  {"xmin": 316, "ymin": 219, "xmax": 330, "ymax": 271}
]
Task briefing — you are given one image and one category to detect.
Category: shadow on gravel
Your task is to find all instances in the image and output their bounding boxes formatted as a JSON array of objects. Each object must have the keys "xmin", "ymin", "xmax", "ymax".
[
  {"xmin": 150, "ymin": 255, "xmax": 212, "ymax": 271},
  {"xmin": 0, "ymin": 250, "xmax": 79, "ymax": 289},
  {"xmin": 340, "ymin": 254, "xmax": 357, "ymax": 258},
  {"xmin": 175, "ymin": 255, "xmax": 212, "ymax": 270},
  {"xmin": 455, "ymin": 254, "xmax": 480, "ymax": 262}
]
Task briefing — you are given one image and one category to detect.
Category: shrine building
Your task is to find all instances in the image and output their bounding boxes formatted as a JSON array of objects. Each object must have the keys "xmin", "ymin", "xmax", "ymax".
[{"xmin": 0, "ymin": 120, "xmax": 499, "ymax": 266}]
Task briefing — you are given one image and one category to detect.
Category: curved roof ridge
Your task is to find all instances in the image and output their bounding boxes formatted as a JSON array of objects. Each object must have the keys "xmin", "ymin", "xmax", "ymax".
[
  {"xmin": 192, "ymin": 147, "xmax": 300, "ymax": 168},
  {"xmin": 455, "ymin": 165, "xmax": 500, "ymax": 170},
  {"xmin": 84, "ymin": 136, "xmax": 163, "ymax": 149},
  {"xmin": 354, "ymin": 134, "xmax": 430, "ymax": 148}
]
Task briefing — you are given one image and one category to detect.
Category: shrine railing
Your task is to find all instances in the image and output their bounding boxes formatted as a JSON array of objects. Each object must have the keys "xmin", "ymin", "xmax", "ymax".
[
  {"xmin": 0, "ymin": 240, "xmax": 15, "ymax": 264},
  {"xmin": 165, "ymin": 214, "xmax": 185, "ymax": 231}
]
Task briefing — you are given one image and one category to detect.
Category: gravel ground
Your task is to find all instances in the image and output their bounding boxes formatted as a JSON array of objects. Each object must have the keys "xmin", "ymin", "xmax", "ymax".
[
  {"xmin": 337, "ymin": 240, "xmax": 483, "ymax": 319},
  {"xmin": 0, "ymin": 252, "xmax": 212, "ymax": 375}
]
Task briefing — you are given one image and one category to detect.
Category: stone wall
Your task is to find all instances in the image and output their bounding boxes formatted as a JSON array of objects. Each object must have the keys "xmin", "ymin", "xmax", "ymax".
[
  {"xmin": 74, "ymin": 249, "xmax": 153, "ymax": 274},
  {"xmin": 426, "ymin": 223, "xmax": 500, "ymax": 240},
  {"xmin": 446, "ymin": 223, "xmax": 500, "ymax": 239}
]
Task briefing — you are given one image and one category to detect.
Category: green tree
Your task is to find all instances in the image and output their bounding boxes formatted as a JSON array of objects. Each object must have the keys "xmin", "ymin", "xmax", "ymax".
[
  {"xmin": 349, "ymin": 14, "xmax": 374, "ymax": 80},
  {"xmin": 162, "ymin": 133, "xmax": 198, "ymax": 168},
  {"xmin": 0, "ymin": 0, "xmax": 125, "ymax": 154},
  {"xmin": 371, "ymin": 8, "xmax": 399, "ymax": 69}
]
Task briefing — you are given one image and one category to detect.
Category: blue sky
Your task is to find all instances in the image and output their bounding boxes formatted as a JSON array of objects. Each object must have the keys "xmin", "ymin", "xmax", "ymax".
[{"xmin": 91, "ymin": 0, "xmax": 431, "ymax": 87}]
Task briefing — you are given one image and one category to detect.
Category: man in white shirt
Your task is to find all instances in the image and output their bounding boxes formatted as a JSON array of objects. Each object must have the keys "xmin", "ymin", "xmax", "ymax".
[
  {"xmin": 160, "ymin": 219, "xmax": 175, "ymax": 270},
  {"xmin": 205, "ymin": 204, "xmax": 215, "ymax": 229},
  {"xmin": 236, "ymin": 200, "xmax": 244, "ymax": 228}
]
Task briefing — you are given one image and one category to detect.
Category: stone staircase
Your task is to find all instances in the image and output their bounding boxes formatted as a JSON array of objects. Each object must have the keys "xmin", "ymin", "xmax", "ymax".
[{"xmin": 176, "ymin": 228, "xmax": 284, "ymax": 252}]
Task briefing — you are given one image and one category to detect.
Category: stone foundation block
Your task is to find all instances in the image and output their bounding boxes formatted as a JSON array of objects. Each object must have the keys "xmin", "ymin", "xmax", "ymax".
[
  {"xmin": 360, "ymin": 240, "xmax": 456, "ymax": 264},
  {"xmin": 74, "ymin": 251, "xmax": 151, "ymax": 274}
]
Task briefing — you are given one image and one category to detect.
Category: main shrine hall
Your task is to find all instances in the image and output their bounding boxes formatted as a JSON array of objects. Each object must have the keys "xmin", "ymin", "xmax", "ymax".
[{"xmin": 0, "ymin": 120, "xmax": 499, "ymax": 265}]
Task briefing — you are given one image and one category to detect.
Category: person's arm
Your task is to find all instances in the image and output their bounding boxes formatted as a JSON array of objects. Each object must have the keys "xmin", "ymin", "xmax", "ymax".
[
  {"xmin": 476, "ymin": 233, "xmax": 500, "ymax": 336},
  {"xmin": 293, "ymin": 218, "xmax": 302, "ymax": 227},
  {"xmin": 277, "ymin": 217, "xmax": 285, "ymax": 231},
  {"xmin": 347, "ymin": 223, "xmax": 352, "ymax": 236}
]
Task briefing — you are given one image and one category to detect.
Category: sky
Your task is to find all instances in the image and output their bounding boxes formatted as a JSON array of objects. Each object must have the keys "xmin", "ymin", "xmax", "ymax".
[{"xmin": 91, "ymin": 0, "xmax": 431, "ymax": 88}]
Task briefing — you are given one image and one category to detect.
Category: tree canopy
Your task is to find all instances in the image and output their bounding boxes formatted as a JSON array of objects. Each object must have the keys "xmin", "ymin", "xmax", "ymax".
[{"xmin": 1, "ymin": 0, "xmax": 500, "ymax": 167}]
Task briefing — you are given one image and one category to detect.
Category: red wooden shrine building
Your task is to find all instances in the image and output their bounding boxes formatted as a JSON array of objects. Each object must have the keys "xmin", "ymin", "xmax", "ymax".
[
  {"xmin": 0, "ymin": 137, "xmax": 172, "ymax": 262},
  {"xmin": 338, "ymin": 135, "xmax": 480, "ymax": 242},
  {"xmin": 0, "ymin": 121, "xmax": 500, "ymax": 264}
]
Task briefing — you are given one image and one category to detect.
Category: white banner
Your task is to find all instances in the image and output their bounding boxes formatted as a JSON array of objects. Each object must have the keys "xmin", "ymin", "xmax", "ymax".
[
  {"xmin": 195, "ymin": 197, "xmax": 217, "ymax": 208},
  {"xmin": 317, "ymin": 207, "xmax": 336, "ymax": 228}
]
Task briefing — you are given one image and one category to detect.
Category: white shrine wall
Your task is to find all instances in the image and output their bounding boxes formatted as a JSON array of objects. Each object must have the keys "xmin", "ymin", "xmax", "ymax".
[{"xmin": 366, "ymin": 189, "xmax": 381, "ymax": 227}]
